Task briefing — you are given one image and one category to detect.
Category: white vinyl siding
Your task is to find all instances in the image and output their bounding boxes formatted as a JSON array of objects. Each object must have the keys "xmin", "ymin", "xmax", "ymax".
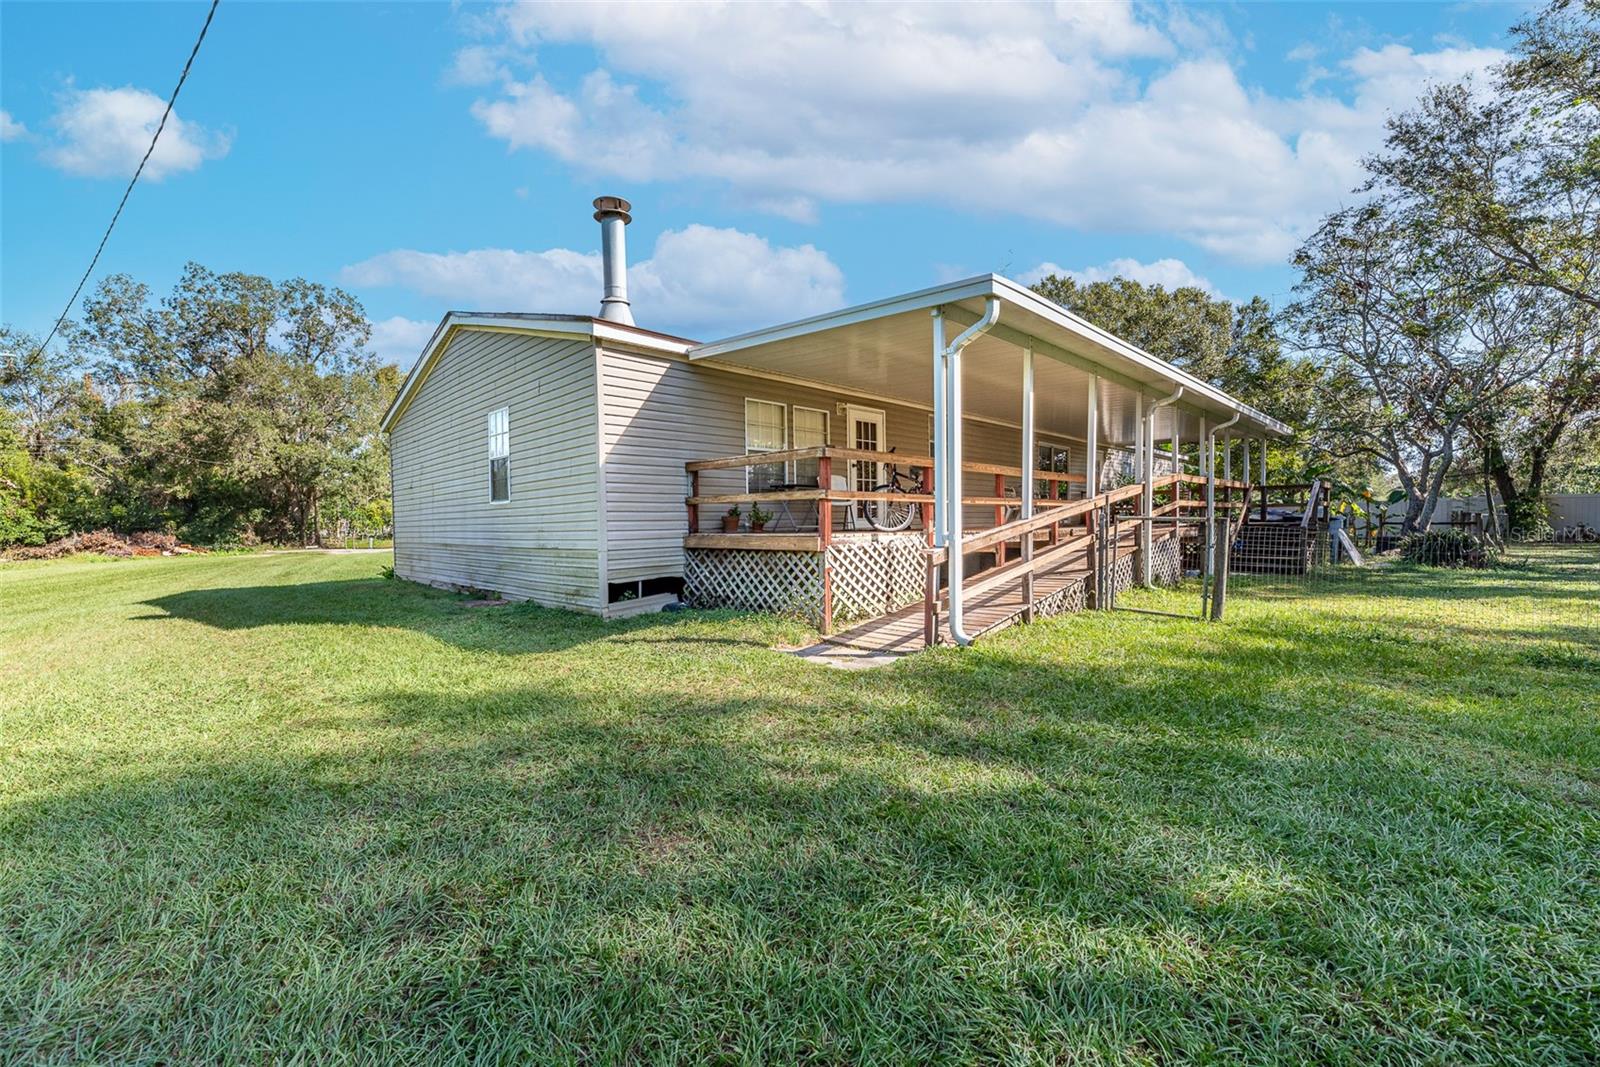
[
  {"xmin": 389, "ymin": 330, "xmax": 601, "ymax": 611},
  {"xmin": 744, "ymin": 399, "xmax": 787, "ymax": 492},
  {"xmin": 487, "ymin": 406, "xmax": 510, "ymax": 501}
]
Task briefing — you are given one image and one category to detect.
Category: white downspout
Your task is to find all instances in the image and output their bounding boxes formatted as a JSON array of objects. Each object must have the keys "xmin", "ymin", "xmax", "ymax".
[{"xmin": 941, "ymin": 297, "xmax": 1000, "ymax": 647}]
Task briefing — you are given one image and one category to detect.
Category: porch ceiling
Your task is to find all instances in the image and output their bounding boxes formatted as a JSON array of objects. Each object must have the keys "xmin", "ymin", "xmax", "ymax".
[{"xmin": 690, "ymin": 274, "xmax": 1292, "ymax": 446}]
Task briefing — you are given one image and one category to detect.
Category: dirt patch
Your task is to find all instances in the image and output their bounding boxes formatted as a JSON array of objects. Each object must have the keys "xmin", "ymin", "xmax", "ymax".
[{"xmin": 3, "ymin": 529, "xmax": 206, "ymax": 561}]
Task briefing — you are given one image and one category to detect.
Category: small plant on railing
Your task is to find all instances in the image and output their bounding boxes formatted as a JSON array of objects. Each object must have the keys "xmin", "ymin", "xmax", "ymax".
[
  {"xmin": 722, "ymin": 505, "xmax": 741, "ymax": 533},
  {"xmin": 748, "ymin": 503, "xmax": 773, "ymax": 533}
]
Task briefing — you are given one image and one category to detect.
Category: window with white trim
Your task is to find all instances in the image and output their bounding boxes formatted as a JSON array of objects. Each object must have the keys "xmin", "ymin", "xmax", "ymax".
[
  {"xmin": 744, "ymin": 399, "xmax": 787, "ymax": 492},
  {"xmin": 792, "ymin": 406, "xmax": 829, "ymax": 487},
  {"xmin": 487, "ymin": 406, "xmax": 510, "ymax": 502},
  {"xmin": 1036, "ymin": 440, "xmax": 1070, "ymax": 500}
]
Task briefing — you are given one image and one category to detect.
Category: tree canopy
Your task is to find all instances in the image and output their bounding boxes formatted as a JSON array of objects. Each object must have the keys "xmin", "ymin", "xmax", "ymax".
[{"xmin": 0, "ymin": 266, "xmax": 398, "ymax": 547}]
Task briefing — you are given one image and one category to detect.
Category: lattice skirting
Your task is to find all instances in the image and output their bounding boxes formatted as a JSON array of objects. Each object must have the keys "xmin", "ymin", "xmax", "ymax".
[
  {"xmin": 827, "ymin": 536, "xmax": 925, "ymax": 623},
  {"xmin": 684, "ymin": 534, "xmax": 925, "ymax": 628},
  {"xmin": 1108, "ymin": 553, "xmax": 1136, "ymax": 596},
  {"xmin": 1149, "ymin": 535, "xmax": 1183, "ymax": 585},
  {"xmin": 1035, "ymin": 575, "xmax": 1089, "ymax": 619},
  {"xmin": 684, "ymin": 549, "xmax": 824, "ymax": 620}
]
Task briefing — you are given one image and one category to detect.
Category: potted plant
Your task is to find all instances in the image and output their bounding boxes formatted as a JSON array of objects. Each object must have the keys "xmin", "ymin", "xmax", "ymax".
[
  {"xmin": 722, "ymin": 505, "xmax": 742, "ymax": 533},
  {"xmin": 748, "ymin": 503, "xmax": 773, "ymax": 533}
]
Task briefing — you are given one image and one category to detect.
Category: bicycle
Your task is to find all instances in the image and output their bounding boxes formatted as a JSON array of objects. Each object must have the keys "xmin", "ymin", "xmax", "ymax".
[
  {"xmin": 856, "ymin": 451, "xmax": 1028, "ymax": 532},
  {"xmin": 858, "ymin": 448, "xmax": 924, "ymax": 532}
]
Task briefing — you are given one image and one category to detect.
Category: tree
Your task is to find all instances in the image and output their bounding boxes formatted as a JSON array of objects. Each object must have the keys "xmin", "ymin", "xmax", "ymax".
[
  {"xmin": 1361, "ymin": 1, "xmax": 1600, "ymax": 527},
  {"xmin": 1030, "ymin": 274, "xmax": 1328, "ymax": 473},
  {"xmin": 64, "ymin": 264, "xmax": 397, "ymax": 545},
  {"xmin": 1285, "ymin": 204, "xmax": 1560, "ymax": 533},
  {"xmin": 1369, "ymin": 2, "xmax": 1600, "ymax": 312}
]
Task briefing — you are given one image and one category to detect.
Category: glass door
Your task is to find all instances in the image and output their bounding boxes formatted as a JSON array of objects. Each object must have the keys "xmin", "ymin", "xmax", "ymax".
[{"xmin": 846, "ymin": 406, "xmax": 887, "ymax": 524}]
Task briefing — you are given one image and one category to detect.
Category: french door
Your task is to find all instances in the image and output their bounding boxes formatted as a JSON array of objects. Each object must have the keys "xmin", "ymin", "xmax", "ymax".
[{"xmin": 846, "ymin": 405, "xmax": 887, "ymax": 524}]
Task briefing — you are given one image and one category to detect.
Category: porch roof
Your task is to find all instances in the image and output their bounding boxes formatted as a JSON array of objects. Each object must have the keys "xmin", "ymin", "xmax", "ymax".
[{"xmin": 690, "ymin": 274, "xmax": 1292, "ymax": 446}]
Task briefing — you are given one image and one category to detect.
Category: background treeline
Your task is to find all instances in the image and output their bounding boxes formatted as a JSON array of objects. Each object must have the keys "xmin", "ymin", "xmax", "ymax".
[{"xmin": 1, "ymin": 265, "xmax": 399, "ymax": 547}]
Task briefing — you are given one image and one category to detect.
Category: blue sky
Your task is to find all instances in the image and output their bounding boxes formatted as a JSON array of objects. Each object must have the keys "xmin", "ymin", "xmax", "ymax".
[{"xmin": 1, "ymin": 1, "xmax": 1527, "ymax": 365}]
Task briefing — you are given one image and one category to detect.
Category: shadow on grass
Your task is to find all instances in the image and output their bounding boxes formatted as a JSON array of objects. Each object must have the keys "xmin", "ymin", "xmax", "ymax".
[
  {"xmin": 7, "ymin": 644, "xmax": 1599, "ymax": 1061},
  {"xmin": 137, "ymin": 576, "xmax": 785, "ymax": 655}
]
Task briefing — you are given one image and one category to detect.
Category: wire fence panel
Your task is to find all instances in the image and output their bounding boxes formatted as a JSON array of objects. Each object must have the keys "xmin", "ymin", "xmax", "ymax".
[{"xmin": 1222, "ymin": 525, "xmax": 1599, "ymax": 655}]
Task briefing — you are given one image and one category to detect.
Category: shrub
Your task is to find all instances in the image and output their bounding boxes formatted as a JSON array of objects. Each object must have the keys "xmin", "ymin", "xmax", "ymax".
[{"xmin": 1397, "ymin": 529, "xmax": 1491, "ymax": 568}]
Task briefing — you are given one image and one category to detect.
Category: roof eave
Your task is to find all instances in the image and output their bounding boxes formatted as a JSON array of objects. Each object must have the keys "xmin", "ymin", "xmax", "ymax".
[{"xmin": 690, "ymin": 274, "xmax": 1294, "ymax": 439}]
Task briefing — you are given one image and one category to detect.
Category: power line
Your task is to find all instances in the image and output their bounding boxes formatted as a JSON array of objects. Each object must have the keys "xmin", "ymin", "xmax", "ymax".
[{"xmin": 28, "ymin": 0, "xmax": 220, "ymax": 361}]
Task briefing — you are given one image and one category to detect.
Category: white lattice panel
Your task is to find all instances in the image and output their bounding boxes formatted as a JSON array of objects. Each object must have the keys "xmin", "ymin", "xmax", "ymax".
[
  {"xmin": 828, "ymin": 535, "xmax": 925, "ymax": 622},
  {"xmin": 1109, "ymin": 554, "xmax": 1135, "ymax": 596},
  {"xmin": 1035, "ymin": 575, "xmax": 1088, "ymax": 619},
  {"xmin": 1150, "ymin": 537, "xmax": 1183, "ymax": 585},
  {"xmin": 684, "ymin": 549, "xmax": 824, "ymax": 620}
]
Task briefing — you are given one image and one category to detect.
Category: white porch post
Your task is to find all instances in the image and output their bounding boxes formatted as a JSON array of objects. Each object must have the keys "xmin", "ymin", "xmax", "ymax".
[
  {"xmin": 1170, "ymin": 424, "xmax": 1180, "ymax": 476},
  {"xmin": 1140, "ymin": 396, "xmax": 1154, "ymax": 586},
  {"xmin": 1021, "ymin": 347, "xmax": 1036, "ymax": 621},
  {"xmin": 1085, "ymin": 376, "xmax": 1099, "ymax": 498},
  {"xmin": 1260, "ymin": 437, "xmax": 1268, "ymax": 487},
  {"xmin": 1202, "ymin": 417, "xmax": 1213, "ymax": 578},
  {"xmin": 1243, "ymin": 435, "xmax": 1251, "ymax": 485},
  {"xmin": 1021, "ymin": 348, "xmax": 1035, "ymax": 521},
  {"xmin": 931, "ymin": 309, "xmax": 947, "ymax": 547},
  {"xmin": 1223, "ymin": 434, "xmax": 1232, "ymax": 483}
]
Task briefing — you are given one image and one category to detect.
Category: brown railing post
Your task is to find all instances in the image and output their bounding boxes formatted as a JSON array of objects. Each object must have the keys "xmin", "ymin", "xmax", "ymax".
[
  {"xmin": 817, "ymin": 454, "xmax": 833, "ymax": 548},
  {"xmin": 920, "ymin": 465, "xmax": 934, "ymax": 546},
  {"xmin": 923, "ymin": 553, "xmax": 940, "ymax": 647},
  {"xmin": 687, "ymin": 470, "xmax": 700, "ymax": 533},
  {"xmin": 994, "ymin": 473, "xmax": 1007, "ymax": 563},
  {"xmin": 821, "ymin": 558, "xmax": 833, "ymax": 634},
  {"xmin": 1086, "ymin": 507, "xmax": 1100, "ymax": 609}
]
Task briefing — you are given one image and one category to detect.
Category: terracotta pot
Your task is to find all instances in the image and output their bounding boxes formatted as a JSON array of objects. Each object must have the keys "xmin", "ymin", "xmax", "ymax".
[
  {"xmin": 722, "ymin": 516, "xmax": 740, "ymax": 533},
  {"xmin": 750, "ymin": 521, "xmax": 767, "ymax": 533}
]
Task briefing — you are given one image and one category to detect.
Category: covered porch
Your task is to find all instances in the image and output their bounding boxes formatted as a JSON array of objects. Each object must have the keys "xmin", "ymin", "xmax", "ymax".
[{"xmin": 679, "ymin": 275, "xmax": 1290, "ymax": 647}]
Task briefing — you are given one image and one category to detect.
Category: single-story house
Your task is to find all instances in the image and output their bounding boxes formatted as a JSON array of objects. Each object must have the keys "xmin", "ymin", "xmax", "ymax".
[{"xmin": 381, "ymin": 197, "xmax": 1292, "ymax": 648}]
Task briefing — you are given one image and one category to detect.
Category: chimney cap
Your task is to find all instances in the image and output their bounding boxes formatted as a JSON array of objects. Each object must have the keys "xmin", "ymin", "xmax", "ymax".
[{"xmin": 593, "ymin": 195, "xmax": 632, "ymax": 224}]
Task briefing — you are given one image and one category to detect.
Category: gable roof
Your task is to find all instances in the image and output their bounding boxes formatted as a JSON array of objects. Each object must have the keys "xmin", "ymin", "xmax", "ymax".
[{"xmin": 379, "ymin": 312, "xmax": 696, "ymax": 432}]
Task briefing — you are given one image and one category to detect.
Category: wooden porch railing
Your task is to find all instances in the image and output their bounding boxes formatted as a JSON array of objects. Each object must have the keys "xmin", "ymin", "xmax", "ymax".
[{"xmin": 684, "ymin": 446, "xmax": 1086, "ymax": 547}]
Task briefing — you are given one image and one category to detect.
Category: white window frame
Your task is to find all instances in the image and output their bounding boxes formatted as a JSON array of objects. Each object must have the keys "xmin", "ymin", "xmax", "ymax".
[
  {"xmin": 1035, "ymin": 438, "xmax": 1071, "ymax": 500},
  {"xmin": 791, "ymin": 405, "xmax": 830, "ymax": 487},
  {"xmin": 487, "ymin": 406, "xmax": 510, "ymax": 503},
  {"xmin": 744, "ymin": 398, "xmax": 788, "ymax": 492}
]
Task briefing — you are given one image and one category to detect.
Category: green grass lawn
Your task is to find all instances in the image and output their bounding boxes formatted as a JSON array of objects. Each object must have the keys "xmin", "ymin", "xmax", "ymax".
[{"xmin": 2, "ymin": 549, "xmax": 1597, "ymax": 1064}]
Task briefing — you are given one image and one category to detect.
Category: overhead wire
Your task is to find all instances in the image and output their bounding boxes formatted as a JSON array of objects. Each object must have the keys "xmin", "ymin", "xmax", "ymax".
[{"xmin": 27, "ymin": 0, "xmax": 221, "ymax": 361}]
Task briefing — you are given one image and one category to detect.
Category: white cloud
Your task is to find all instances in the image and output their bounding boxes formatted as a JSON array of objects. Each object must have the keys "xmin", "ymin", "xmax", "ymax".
[
  {"xmin": 367, "ymin": 316, "xmax": 439, "ymax": 365},
  {"xmin": 42, "ymin": 86, "xmax": 229, "ymax": 179},
  {"xmin": 457, "ymin": 2, "xmax": 1503, "ymax": 264},
  {"xmin": 1023, "ymin": 257, "xmax": 1219, "ymax": 295},
  {"xmin": 343, "ymin": 224, "xmax": 845, "ymax": 338},
  {"xmin": 0, "ymin": 110, "xmax": 26, "ymax": 142}
]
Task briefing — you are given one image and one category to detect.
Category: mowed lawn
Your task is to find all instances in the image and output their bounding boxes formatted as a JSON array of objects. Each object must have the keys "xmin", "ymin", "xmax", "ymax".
[{"xmin": 2, "ymin": 549, "xmax": 1597, "ymax": 1064}]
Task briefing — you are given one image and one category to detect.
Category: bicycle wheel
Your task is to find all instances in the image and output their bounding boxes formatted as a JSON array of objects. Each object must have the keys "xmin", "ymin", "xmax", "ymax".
[{"xmin": 866, "ymin": 492, "xmax": 917, "ymax": 532}]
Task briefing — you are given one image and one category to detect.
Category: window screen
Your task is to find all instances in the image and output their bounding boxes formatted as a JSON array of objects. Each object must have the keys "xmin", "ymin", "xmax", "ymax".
[
  {"xmin": 487, "ymin": 407, "xmax": 510, "ymax": 502},
  {"xmin": 745, "ymin": 399, "xmax": 787, "ymax": 492},
  {"xmin": 792, "ymin": 407, "xmax": 829, "ymax": 487}
]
